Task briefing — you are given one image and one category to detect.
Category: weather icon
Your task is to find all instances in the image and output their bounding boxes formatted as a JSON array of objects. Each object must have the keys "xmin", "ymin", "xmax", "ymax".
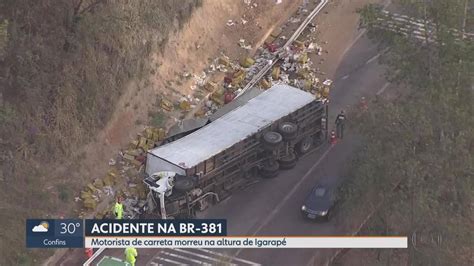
[{"xmin": 32, "ymin": 221, "xmax": 49, "ymax": 232}]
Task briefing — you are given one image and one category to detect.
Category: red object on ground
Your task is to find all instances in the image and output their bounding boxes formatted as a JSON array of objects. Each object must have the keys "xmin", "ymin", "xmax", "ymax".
[
  {"xmin": 85, "ymin": 248, "xmax": 93, "ymax": 258},
  {"xmin": 290, "ymin": 44, "xmax": 302, "ymax": 52},
  {"xmin": 265, "ymin": 42, "xmax": 278, "ymax": 53},
  {"xmin": 330, "ymin": 131, "xmax": 337, "ymax": 145},
  {"xmin": 136, "ymin": 155, "xmax": 146, "ymax": 163},
  {"xmin": 224, "ymin": 91, "xmax": 235, "ymax": 104},
  {"xmin": 224, "ymin": 76, "xmax": 232, "ymax": 84},
  {"xmin": 360, "ymin": 97, "xmax": 368, "ymax": 111}
]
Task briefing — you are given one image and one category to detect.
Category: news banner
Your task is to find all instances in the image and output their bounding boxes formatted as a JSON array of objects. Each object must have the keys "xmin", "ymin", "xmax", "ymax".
[{"xmin": 26, "ymin": 219, "xmax": 407, "ymax": 249}]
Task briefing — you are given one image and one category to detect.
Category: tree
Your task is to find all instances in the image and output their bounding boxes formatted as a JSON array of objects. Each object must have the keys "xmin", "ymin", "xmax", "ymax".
[{"xmin": 339, "ymin": 1, "xmax": 474, "ymax": 265}]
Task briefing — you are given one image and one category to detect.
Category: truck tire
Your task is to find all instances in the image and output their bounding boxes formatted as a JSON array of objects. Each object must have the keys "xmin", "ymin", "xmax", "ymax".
[
  {"xmin": 278, "ymin": 122, "xmax": 298, "ymax": 141},
  {"xmin": 296, "ymin": 136, "xmax": 313, "ymax": 155},
  {"xmin": 261, "ymin": 131, "xmax": 283, "ymax": 150},
  {"xmin": 260, "ymin": 159, "xmax": 279, "ymax": 178},
  {"xmin": 314, "ymin": 132, "xmax": 324, "ymax": 147},
  {"xmin": 279, "ymin": 151, "xmax": 297, "ymax": 169},
  {"xmin": 174, "ymin": 177, "xmax": 195, "ymax": 192}
]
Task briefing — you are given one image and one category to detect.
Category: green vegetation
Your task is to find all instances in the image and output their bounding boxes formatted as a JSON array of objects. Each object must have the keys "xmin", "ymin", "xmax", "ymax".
[
  {"xmin": 0, "ymin": 19, "xmax": 7, "ymax": 58},
  {"xmin": 0, "ymin": 0, "xmax": 202, "ymax": 264},
  {"xmin": 337, "ymin": 0, "xmax": 473, "ymax": 265},
  {"xmin": 150, "ymin": 111, "xmax": 167, "ymax": 127},
  {"xmin": 57, "ymin": 183, "xmax": 72, "ymax": 202}
]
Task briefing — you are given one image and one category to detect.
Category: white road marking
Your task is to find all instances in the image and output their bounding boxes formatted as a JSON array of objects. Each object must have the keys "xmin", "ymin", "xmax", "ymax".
[
  {"xmin": 300, "ymin": 143, "xmax": 326, "ymax": 160},
  {"xmin": 366, "ymin": 47, "xmax": 390, "ymax": 65},
  {"xmin": 83, "ymin": 247, "xmax": 105, "ymax": 266},
  {"xmin": 149, "ymin": 248, "xmax": 261, "ymax": 266},
  {"xmin": 234, "ymin": 145, "xmax": 335, "ymax": 257},
  {"xmin": 341, "ymin": 0, "xmax": 392, "ymax": 57},
  {"xmin": 342, "ymin": 29, "xmax": 367, "ymax": 57},
  {"xmin": 160, "ymin": 251, "xmax": 211, "ymax": 265},
  {"xmin": 156, "ymin": 257, "xmax": 183, "ymax": 265},
  {"xmin": 174, "ymin": 249, "xmax": 238, "ymax": 265},
  {"xmin": 366, "ymin": 53, "xmax": 381, "ymax": 64},
  {"xmin": 376, "ymin": 82, "xmax": 391, "ymax": 95},
  {"xmin": 148, "ymin": 258, "xmax": 183, "ymax": 266},
  {"xmin": 196, "ymin": 248, "xmax": 261, "ymax": 265},
  {"xmin": 341, "ymin": 74, "xmax": 350, "ymax": 80},
  {"xmin": 221, "ymin": 196, "xmax": 232, "ymax": 204}
]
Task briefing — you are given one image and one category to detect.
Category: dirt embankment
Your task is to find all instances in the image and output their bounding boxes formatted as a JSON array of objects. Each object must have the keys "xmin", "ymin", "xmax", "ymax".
[
  {"xmin": 0, "ymin": 1, "xmax": 203, "ymax": 263},
  {"xmin": 0, "ymin": 0, "xmax": 303, "ymax": 264},
  {"xmin": 77, "ymin": 0, "xmax": 303, "ymax": 188}
]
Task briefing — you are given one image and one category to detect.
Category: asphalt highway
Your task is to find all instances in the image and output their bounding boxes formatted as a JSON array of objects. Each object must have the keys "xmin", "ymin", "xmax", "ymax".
[{"xmin": 192, "ymin": 33, "xmax": 391, "ymax": 266}]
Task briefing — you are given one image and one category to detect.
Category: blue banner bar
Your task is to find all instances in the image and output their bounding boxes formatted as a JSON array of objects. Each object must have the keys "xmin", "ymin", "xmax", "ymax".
[
  {"xmin": 85, "ymin": 219, "xmax": 227, "ymax": 236},
  {"xmin": 26, "ymin": 219, "xmax": 84, "ymax": 248}
]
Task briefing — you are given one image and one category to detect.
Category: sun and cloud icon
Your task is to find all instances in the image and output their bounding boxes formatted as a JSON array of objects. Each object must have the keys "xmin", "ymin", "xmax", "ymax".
[{"xmin": 32, "ymin": 221, "xmax": 49, "ymax": 233}]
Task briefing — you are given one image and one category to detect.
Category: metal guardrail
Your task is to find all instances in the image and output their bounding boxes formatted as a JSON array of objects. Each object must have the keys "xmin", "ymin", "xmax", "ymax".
[{"xmin": 235, "ymin": 0, "xmax": 329, "ymax": 99}]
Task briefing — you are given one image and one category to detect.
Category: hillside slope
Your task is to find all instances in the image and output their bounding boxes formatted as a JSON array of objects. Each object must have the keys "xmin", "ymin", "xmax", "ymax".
[
  {"xmin": 0, "ymin": 0, "xmax": 304, "ymax": 264},
  {"xmin": 0, "ymin": 0, "xmax": 201, "ymax": 264}
]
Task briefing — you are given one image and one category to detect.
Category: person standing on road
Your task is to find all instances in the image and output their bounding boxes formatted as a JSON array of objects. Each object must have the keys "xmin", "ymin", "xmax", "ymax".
[
  {"xmin": 359, "ymin": 97, "xmax": 368, "ymax": 112},
  {"xmin": 124, "ymin": 247, "xmax": 138, "ymax": 266},
  {"xmin": 113, "ymin": 196, "xmax": 124, "ymax": 220},
  {"xmin": 335, "ymin": 110, "xmax": 346, "ymax": 139}
]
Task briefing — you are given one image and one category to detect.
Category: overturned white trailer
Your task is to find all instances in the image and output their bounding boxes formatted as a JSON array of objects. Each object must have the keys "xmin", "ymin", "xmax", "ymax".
[{"xmin": 144, "ymin": 84, "xmax": 327, "ymax": 218}]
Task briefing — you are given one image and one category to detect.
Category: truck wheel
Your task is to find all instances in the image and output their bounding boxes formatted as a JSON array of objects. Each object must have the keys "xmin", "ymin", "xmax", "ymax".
[
  {"xmin": 174, "ymin": 177, "xmax": 195, "ymax": 192},
  {"xmin": 279, "ymin": 151, "xmax": 297, "ymax": 169},
  {"xmin": 261, "ymin": 131, "xmax": 283, "ymax": 150},
  {"xmin": 314, "ymin": 132, "xmax": 323, "ymax": 147},
  {"xmin": 260, "ymin": 159, "xmax": 279, "ymax": 178},
  {"xmin": 296, "ymin": 136, "xmax": 313, "ymax": 155},
  {"xmin": 278, "ymin": 122, "xmax": 298, "ymax": 141}
]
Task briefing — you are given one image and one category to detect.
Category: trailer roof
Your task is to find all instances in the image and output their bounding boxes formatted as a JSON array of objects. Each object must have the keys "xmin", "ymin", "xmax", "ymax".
[
  {"xmin": 148, "ymin": 84, "xmax": 316, "ymax": 169},
  {"xmin": 209, "ymin": 87, "xmax": 263, "ymax": 121}
]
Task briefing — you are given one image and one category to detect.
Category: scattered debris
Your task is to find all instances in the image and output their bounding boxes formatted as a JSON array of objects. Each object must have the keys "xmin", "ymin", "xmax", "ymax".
[
  {"xmin": 264, "ymin": 42, "xmax": 278, "ymax": 53},
  {"xmin": 103, "ymin": 186, "xmax": 114, "ymax": 196},
  {"xmin": 323, "ymin": 79, "xmax": 333, "ymax": 86},
  {"xmin": 210, "ymin": 90, "xmax": 225, "ymax": 106},
  {"xmin": 160, "ymin": 98, "xmax": 174, "ymax": 111},
  {"xmin": 193, "ymin": 72, "xmax": 207, "ymax": 87},
  {"xmin": 182, "ymin": 72, "xmax": 191, "ymax": 78},
  {"xmin": 240, "ymin": 57, "xmax": 255, "ymax": 68},
  {"xmin": 271, "ymin": 65, "xmax": 281, "ymax": 80},
  {"xmin": 289, "ymin": 17, "xmax": 301, "ymax": 23},
  {"xmin": 179, "ymin": 100, "xmax": 191, "ymax": 111},
  {"xmin": 75, "ymin": 0, "xmax": 333, "ymax": 220},
  {"xmin": 204, "ymin": 81, "xmax": 218, "ymax": 92},
  {"xmin": 238, "ymin": 39, "xmax": 252, "ymax": 50}
]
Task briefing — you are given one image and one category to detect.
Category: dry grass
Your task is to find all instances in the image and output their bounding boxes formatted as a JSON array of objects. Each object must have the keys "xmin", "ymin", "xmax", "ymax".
[{"xmin": 0, "ymin": 0, "xmax": 202, "ymax": 264}]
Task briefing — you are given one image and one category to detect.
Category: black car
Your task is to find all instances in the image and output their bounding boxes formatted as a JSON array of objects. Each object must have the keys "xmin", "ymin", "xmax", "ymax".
[{"xmin": 301, "ymin": 184, "xmax": 336, "ymax": 221}]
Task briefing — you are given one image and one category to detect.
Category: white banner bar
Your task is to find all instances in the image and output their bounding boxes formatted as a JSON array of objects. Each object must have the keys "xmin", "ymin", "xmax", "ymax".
[{"xmin": 85, "ymin": 236, "xmax": 407, "ymax": 249}]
